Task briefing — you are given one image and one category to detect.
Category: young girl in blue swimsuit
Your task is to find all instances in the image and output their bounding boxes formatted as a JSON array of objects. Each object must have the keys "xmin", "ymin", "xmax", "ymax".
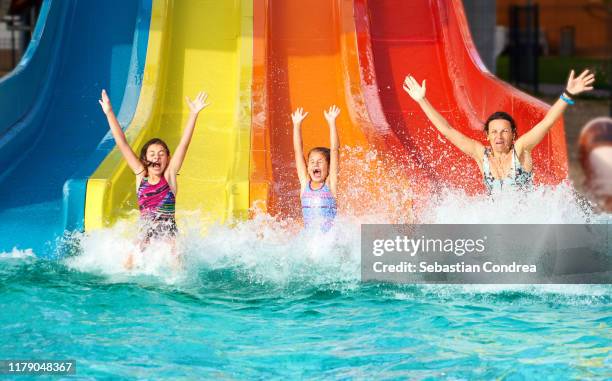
[
  {"xmin": 291, "ymin": 105, "xmax": 340, "ymax": 231},
  {"xmin": 403, "ymin": 70, "xmax": 595, "ymax": 194}
]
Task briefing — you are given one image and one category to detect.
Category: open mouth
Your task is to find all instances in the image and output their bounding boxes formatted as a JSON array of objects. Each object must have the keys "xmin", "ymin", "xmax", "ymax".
[
  {"xmin": 312, "ymin": 169, "xmax": 321, "ymax": 177},
  {"xmin": 148, "ymin": 162, "xmax": 161, "ymax": 169}
]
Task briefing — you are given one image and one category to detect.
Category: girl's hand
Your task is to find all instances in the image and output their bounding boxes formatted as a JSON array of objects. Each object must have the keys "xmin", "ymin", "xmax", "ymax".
[
  {"xmin": 186, "ymin": 91, "xmax": 210, "ymax": 115},
  {"xmin": 324, "ymin": 105, "xmax": 340, "ymax": 123},
  {"xmin": 566, "ymin": 69, "xmax": 595, "ymax": 96},
  {"xmin": 291, "ymin": 107, "xmax": 308, "ymax": 125},
  {"xmin": 403, "ymin": 75, "xmax": 426, "ymax": 102},
  {"xmin": 98, "ymin": 89, "xmax": 113, "ymax": 114}
]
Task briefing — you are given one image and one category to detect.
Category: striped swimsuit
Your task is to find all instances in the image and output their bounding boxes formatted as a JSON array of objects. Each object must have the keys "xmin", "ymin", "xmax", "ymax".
[
  {"xmin": 301, "ymin": 181, "xmax": 337, "ymax": 232},
  {"xmin": 137, "ymin": 176, "xmax": 177, "ymax": 240},
  {"xmin": 483, "ymin": 147, "xmax": 533, "ymax": 195}
]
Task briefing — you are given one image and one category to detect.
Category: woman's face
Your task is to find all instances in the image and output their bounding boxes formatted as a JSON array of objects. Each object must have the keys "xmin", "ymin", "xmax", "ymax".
[{"xmin": 487, "ymin": 119, "xmax": 515, "ymax": 154}]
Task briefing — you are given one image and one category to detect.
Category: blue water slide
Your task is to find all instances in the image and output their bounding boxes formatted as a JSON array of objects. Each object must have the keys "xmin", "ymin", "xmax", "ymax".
[{"xmin": 0, "ymin": 0, "xmax": 151, "ymax": 255}]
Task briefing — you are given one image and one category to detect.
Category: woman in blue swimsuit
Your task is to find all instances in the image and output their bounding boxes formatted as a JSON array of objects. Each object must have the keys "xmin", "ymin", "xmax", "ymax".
[{"xmin": 402, "ymin": 70, "xmax": 595, "ymax": 194}]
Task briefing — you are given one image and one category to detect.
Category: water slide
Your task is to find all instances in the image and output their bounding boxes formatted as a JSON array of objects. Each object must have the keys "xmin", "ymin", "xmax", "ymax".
[
  {"xmin": 0, "ymin": 0, "xmax": 150, "ymax": 255},
  {"xmin": 354, "ymin": 0, "xmax": 568, "ymax": 194},
  {"xmin": 1, "ymin": 0, "xmax": 570, "ymax": 250},
  {"xmin": 250, "ymin": 0, "xmax": 415, "ymax": 222},
  {"xmin": 84, "ymin": 0, "xmax": 252, "ymax": 230},
  {"xmin": 250, "ymin": 0, "xmax": 566, "ymax": 221}
]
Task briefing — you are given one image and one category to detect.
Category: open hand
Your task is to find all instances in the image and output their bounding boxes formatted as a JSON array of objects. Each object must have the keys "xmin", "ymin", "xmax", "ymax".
[
  {"xmin": 566, "ymin": 69, "xmax": 595, "ymax": 96},
  {"xmin": 324, "ymin": 105, "xmax": 341, "ymax": 123},
  {"xmin": 291, "ymin": 107, "xmax": 309, "ymax": 125},
  {"xmin": 98, "ymin": 89, "xmax": 113, "ymax": 114},
  {"xmin": 403, "ymin": 75, "xmax": 426, "ymax": 102},
  {"xmin": 186, "ymin": 91, "xmax": 210, "ymax": 114}
]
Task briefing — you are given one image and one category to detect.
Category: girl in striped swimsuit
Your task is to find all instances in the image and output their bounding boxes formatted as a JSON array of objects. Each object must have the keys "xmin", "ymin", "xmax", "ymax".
[
  {"xmin": 99, "ymin": 89, "xmax": 209, "ymax": 268},
  {"xmin": 292, "ymin": 105, "xmax": 340, "ymax": 232}
]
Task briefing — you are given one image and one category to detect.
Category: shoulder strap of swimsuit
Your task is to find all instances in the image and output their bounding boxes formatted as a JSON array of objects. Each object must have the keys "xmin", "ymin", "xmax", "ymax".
[
  {"xmin": 511, "ymin": 146, "xmax": 519, "ymax": 172},
  {"xmin": 482, "ymin": 147, "xmax": 492, "ymax": 174},
  {"xmin": 301, "ymin": 180, "xmax": 312, "ymax": 197},
  {"xmin": 137, "ymin": 176, "xmax": 147, "ymax": 196}
]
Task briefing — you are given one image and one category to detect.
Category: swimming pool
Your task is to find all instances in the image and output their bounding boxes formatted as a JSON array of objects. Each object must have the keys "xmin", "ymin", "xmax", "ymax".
[{"xmin": 1, "ymin": 186, "xmax": 610, "ymax": 379}]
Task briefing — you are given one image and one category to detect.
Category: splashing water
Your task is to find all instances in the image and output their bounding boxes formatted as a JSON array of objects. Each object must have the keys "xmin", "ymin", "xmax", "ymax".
[
  {"xmin": 0, "ymin": 247, "xmax": 35, "ymax": 259},
  {"xmin": 59, "ymin": 178, "xmax": 607, "ymax": 286},
  {"xmin": 1, "ymin": 151, "xmax": 610, "ymax": 378},
  {"xmin": 420, "ymin": 182, "xmax": 599, "ymax": 224}
]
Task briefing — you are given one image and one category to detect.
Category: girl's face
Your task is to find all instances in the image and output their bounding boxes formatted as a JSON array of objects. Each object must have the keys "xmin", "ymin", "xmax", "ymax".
[
  {"xmin": 307, "ymin": 151, "xmax": 329, "ymax": 183},
  {"xmin": 487, "ymin": 119, "xmax": 515, "ymax": 154},
  {"xmin": 145, "ymin": 143, "xmax": 169, "ymax": 176}
]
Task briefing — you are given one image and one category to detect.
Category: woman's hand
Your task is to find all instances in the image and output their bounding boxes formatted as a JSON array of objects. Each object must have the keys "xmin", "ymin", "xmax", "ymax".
[
  {"xmin": 566, "ymin": 69, "xmax": 595, "ymax": 96},
  {"xmin": 403, "ymin": 75, "xmax": 426, "ymax": 102}
]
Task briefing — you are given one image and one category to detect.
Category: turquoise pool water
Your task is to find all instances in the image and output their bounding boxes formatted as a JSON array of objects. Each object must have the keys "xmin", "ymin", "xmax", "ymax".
[
  {"xmin": 1, "ymin": 255, "xmax": 610, "ymax": 379},
  {"xmin": 1, "ymin": 186, "xmax": 610, "ymax": 379}
]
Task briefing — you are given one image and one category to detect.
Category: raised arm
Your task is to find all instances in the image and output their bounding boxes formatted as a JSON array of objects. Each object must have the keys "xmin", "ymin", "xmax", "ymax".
[
  {"xmin": 516, "ymin": 69, "xmax": 595, "ymax": 153},
  {"xmin": 99, "ymin": 90, "xmax": 144, "ymax": 175},
  {"xmin": 292, "ymin": 107, "xmax": 309, "ymax": 188},
  {"xmin": 168, "ymin": 91, "xmax": 209, "ymax": 175},
  {"xmin": 403, "ymin": 75, "xmax": 483, "ymax": 161},
  {"xmin": 324, "ymin": 105, "xmax": 340, "ymax": 196}
]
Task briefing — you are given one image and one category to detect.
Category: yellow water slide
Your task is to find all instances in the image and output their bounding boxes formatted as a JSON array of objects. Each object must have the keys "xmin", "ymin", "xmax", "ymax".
[{"xmin": 85, "ymin": 0, "xmax": 252, "ymax": 230}]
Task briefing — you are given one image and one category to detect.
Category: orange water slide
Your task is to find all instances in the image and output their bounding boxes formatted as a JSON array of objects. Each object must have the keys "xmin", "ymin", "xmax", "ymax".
[{"xmin": 250, "ymin": 0, "xmax": 421, "ymax": 222}]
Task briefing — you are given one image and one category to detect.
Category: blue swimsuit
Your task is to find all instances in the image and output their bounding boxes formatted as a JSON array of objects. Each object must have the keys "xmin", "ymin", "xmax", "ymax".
[
  {"xmin": 301, "ymin": 181, "xmax": 337, "ymax": 232},
  {"xmin": 483, "ymin": 147, "xmax": 533, "ymax": 195}
]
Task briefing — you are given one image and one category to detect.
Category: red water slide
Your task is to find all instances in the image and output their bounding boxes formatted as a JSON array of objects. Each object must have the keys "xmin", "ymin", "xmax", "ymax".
[{"xmin": 354, "ymin": 0, "xmax": 568, "ymax": 193}]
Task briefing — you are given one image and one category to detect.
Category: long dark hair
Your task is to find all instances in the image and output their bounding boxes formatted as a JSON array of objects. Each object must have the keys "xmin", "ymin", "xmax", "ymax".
[{"xmin": 139, "ymin": 138, "xmax": 170, "ymax": 168}]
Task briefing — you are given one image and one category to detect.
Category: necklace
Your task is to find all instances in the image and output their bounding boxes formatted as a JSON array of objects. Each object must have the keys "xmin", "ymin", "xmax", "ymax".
[{"xmin": 490, "ymin": 151, "xmax": 511, "ymax": 179}]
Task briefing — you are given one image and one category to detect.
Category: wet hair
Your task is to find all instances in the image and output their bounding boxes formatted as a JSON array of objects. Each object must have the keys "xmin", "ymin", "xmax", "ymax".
[
  {"xmin": 484, "ymin": 111, "xmax": 517, "ymax": 134},
  {"xmin": 578, "ymin": 118, "xmax": 612, "ymax": 177},
  {"xmin": 140, "ymin": 138, "xmax": 170, "ymax": 167},
  {"xmin": 308, "ymin": 147, "xmax": 331, "ymax": 164}
]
